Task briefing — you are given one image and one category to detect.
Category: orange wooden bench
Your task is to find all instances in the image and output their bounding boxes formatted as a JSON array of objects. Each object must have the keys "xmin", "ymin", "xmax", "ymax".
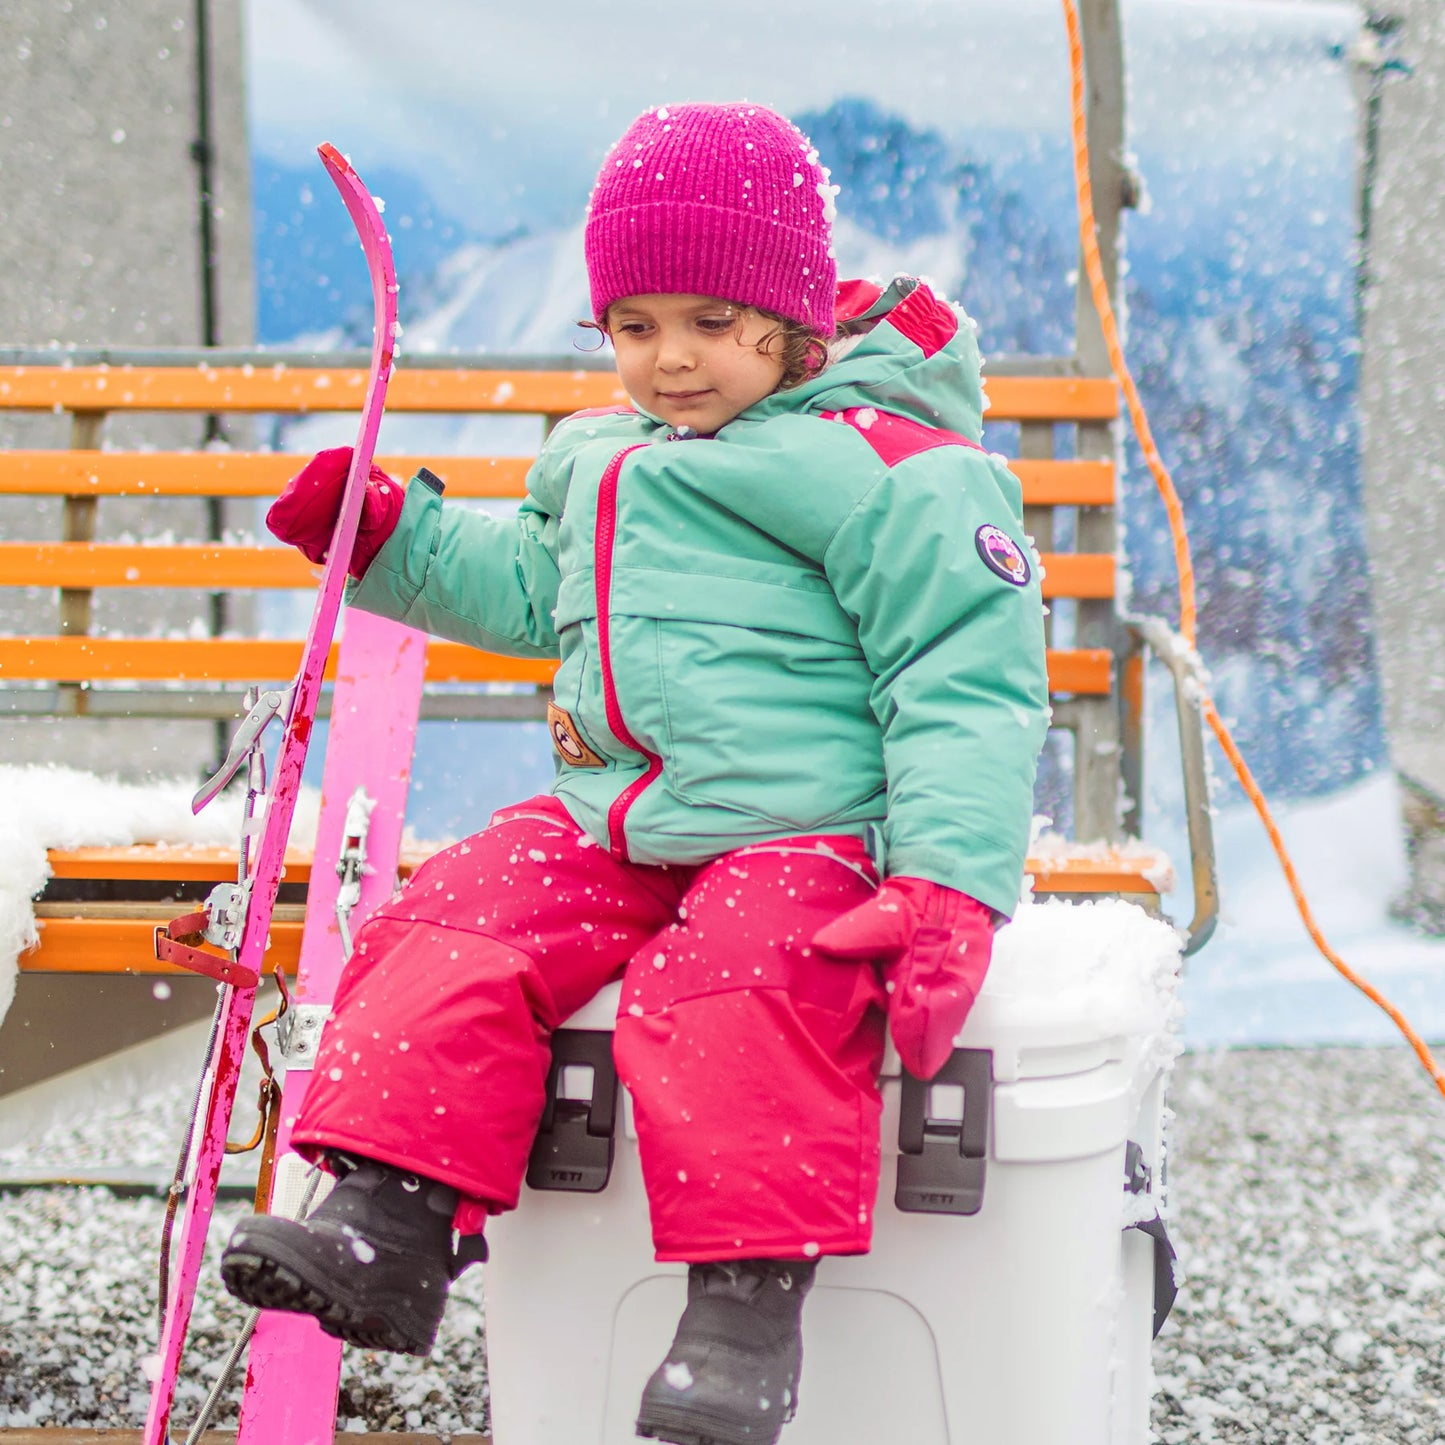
[{"xmin": 0, "ymin": 353, "xmax": 1217, "ymax": 979}]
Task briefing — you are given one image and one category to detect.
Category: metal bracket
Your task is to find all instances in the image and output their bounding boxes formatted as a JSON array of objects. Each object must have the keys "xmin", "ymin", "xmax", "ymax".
[
  {"xmin": 525, "ymin": 1029, "xmax": 618, "ymax": 1193},
  {"xmin": 895, "ymin": 1048, "xmax": 992, "ymax": 1216},
  {"xmin": 200, "ymin": 881, "xmax": 251, "ymax": 953},
  {"xmin": 275, "ymin": 1004, "xmax": 332, "ymax": 1071}
]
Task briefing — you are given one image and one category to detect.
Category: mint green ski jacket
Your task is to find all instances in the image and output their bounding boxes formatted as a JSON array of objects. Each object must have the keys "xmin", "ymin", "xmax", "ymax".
[{"xmin": 350, "ymin": 278, "xmax": 1049, "ymax": 916}]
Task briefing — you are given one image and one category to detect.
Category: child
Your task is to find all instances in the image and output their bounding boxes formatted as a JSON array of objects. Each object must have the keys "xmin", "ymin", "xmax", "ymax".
[{"xmin": 222, "ymin": 102, "xmax": 1049, "ymax": 1445}]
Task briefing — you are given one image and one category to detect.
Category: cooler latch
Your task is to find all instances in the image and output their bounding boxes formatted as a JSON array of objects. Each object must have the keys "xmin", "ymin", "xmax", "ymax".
[
  {"xmin": 526, "ymin": 1028, "xmax": 618, "ymax": 1193},
  {"xmin": 895, "ymin": 1048, "xmax": 992, "ymax": 1215}
]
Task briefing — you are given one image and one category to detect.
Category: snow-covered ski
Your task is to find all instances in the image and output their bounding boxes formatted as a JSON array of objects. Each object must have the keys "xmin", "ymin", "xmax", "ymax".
[{"xmin": 141, "ymin": 141, "xmax": 398, "ymax": 1445}]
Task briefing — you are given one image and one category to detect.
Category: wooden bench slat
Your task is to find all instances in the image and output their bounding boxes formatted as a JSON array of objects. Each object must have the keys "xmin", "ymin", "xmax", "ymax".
[
  {"xmin": 46, "ymin": 845, "xmax": 323, "ymax": 882},
  {"xmin": 46, "ymin": 844, "xmax": 429, "ymax": 883},
  {"xmin": 0, "ymin": 543, "xmax": 317, "ymax": 589},
  {"xmin": 1044, "ymin": 648, "xmax": 1111, "ymax": 694},
  {"xmin": 1027, "ymin": 854, "xmax": 1169, "ymax": 893},
  {"xmin": 44, "ymin": 843, "xmax": 1161, "ymax": 893},
  {"xmin": 0, "ymin": 452, "xmax": 1116, "ymax": 506},
  {"xmin": 33, "ymin": 846, "xmax": 1163, "ymax": 908},
  {"xmin": 984, "ymin": 376, "xmax": 1117, "ymax": 421},
  {"xmin": 1038, "ymin": 553, "xmax": 1114, "ymax": 599},
  {"xmin": 1, "ymin": 638, "xmax": 1111, "ymax": 694},
  {"xmin": 0, "ymin": 637, "xmax": 557, "ymax": 685},
  {"xmin": 25, "ymin": 916, "xmax": 301, "ymax": 974},
  {"xmin": 1011, "ymin": 458, "xmax": 1115, "ymax": 506},
  {"xmin": 0, "ymin": 543, "xmax": 1115, "ymax": 598},
  {"xmin": 0, "ymin": 367, "xmax": 1115, "ymax": 421},
  {"xmin": 1, "ymin": 451, "xmax": 535, "ymax": 498},
  {"xmin": 0, "ymin": 367, "xmax": 629, "ymax": 414}
]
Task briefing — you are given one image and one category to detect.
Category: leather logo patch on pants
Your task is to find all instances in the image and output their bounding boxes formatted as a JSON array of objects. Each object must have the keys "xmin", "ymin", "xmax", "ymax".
[{"xmin": 548, "ymin": 702, "xmax": 606, "ymax": 768}]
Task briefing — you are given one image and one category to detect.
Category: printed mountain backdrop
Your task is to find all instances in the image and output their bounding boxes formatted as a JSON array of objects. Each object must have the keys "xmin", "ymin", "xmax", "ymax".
[{"xmin": 252, "ymin": 85, "xmax": 1378, "ymax": 834}]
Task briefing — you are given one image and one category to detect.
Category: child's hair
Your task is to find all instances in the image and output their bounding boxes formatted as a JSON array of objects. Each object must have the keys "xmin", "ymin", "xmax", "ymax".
[
  {"xmin": 759, "ymin": 311, "xmax": 834, "ymax": 391},
  {"xmin": 578, "ymin": 304, "xmax": 835, "ymax": 393}
]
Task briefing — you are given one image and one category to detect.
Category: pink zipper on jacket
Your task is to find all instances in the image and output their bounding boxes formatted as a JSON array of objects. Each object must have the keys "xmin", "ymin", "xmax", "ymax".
[{"xmin": 594, "ymin": 444, "xmax": 663, "ymax": 859}]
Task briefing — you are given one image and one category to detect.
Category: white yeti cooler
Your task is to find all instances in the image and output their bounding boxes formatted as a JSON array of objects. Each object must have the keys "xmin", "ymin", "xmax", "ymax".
[{"xmin": 483, "ymin": 895, "xmax": 1184, "ymax": 1445}]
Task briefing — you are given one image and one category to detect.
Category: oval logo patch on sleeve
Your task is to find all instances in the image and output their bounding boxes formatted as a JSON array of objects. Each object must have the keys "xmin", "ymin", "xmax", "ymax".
[{"xmin": 975, "ymin": 524, "xmax": 1032, "ymax": 586}]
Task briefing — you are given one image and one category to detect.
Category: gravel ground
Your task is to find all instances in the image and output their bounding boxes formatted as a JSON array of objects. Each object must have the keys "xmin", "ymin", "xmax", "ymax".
[
  {"xmin": 2, "ymin": 1044, "xmax": 1443, "ymax": 1441},
  {"xmin": 1151, "ymin": 1046, "xmax": 1445, "ymax": 1445}
]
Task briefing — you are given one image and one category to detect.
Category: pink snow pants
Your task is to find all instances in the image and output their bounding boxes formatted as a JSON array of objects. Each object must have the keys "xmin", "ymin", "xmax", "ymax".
[{"xmin": 292, "ymin": 795, "xmax": 889, "ymax": 1261}]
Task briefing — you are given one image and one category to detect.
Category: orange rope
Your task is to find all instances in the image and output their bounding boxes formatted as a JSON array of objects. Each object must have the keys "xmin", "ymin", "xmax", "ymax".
[{"xmin": 1060, "ymin": 0, "xmax": 1445, "ymax": 1099}]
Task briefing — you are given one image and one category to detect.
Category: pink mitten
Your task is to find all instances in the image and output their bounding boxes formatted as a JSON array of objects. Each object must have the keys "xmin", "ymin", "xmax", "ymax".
[
  {"xmin": 812, "ymin": 877, "xmax": 995, "ymax": 1079},
  {"xmin": 266, "ymin": 445, "xmax": 404, "ymax": 579}
]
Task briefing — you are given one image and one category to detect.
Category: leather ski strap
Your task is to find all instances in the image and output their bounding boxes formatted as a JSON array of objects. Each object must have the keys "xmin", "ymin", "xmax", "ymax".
[{"xmin": 154, "ymin": 912, "xmax": 260, "ymax": 988}]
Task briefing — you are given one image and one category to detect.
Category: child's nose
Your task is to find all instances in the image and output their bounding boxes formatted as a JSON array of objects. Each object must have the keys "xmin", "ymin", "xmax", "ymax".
[{"xmin": 656, "ymin": 331, "xmax": 697, "ymax": 372}]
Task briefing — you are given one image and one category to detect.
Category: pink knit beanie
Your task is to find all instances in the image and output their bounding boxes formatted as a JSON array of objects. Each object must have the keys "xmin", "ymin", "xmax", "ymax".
[{"xmin": 585, "ymin": 102, "xmax": 839, "ymax": 336}]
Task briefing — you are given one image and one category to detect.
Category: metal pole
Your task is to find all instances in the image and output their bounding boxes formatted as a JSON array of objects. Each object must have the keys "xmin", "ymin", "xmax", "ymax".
[
  {"xmin": 191, "ymin": 0, "xmax": 230, "ymax": 768},
  {"xmin": 1073, "ymin": 0, "xmax": 1132, "ymax": 379},
  {"xmin": 1348, "ymin": 10, "xmax": 1411, "ymax": 337}
]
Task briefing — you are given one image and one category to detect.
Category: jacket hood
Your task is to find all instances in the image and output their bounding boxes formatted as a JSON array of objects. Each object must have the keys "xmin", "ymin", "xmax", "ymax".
[{"xmin": 746, "ymin": 276, "xmax": 987, "ymax": 440}]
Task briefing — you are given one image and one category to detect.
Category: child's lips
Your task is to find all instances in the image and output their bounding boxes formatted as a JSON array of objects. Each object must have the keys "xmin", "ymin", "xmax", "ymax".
[{"xmin": 659, "ymin": 389, "xmax": 712, "ymax": 403}]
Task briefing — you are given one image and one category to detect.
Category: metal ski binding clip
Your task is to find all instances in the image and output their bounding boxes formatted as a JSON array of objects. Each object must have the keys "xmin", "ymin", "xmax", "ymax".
[
  {"xmin": 192, "ymin": 683, "xmax": 295, "ymax": 814},
  {"xmin": 154, "ymin": 685, "xmax": 280, "ymax": 986},
  {"xmin": 197, "ymin": 882, "xmax": 249, "ymax": 953},
  {"xmin": 334, "ymin": 785, "xmax": 376, "ymax": 957},
  {"xmin": 273, "ymin": 786, "xmax": 375, "ymax": 1068}
]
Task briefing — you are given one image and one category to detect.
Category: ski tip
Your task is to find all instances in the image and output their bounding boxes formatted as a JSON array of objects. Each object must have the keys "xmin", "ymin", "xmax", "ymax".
[{"xmin": 317, "ymin": 141, "xmax": 349, "ymax": 177}]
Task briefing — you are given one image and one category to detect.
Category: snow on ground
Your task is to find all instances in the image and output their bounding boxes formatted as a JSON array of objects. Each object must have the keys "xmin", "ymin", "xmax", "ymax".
[
  {"xmin": 1151, "ymin": 1045, "xmax": 1445, "ymax": 1445},
  {"xmin": 0, "ymin": 1187, "xmax": 489, "ymax": 1435},
  {"xmin": 0, "ymin": 1021, "xmax": 488, "ymax": 1432}
]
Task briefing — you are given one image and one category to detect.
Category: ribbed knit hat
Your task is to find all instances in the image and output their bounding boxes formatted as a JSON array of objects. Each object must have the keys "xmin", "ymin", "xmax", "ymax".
[{"xmin": 585, "ymin": 102, "xmax": 839, "ymax": 336}]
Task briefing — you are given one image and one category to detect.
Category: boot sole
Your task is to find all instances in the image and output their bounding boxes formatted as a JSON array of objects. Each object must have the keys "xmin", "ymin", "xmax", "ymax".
[
  {"xmin": 220, "ymin": 1234, "xmax": 440, "ymax": 1356},
  {"xmin": 635, "ymin": 1400, "xmax": 792, "ymax": 1445}
]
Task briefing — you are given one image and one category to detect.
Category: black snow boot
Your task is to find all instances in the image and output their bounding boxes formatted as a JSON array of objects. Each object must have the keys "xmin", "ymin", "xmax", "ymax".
[
  {"xmin": 219, "ymin": 1154, "xmax": 483, "ymax": 1356},
  {"xmin": 635, "ymin": 1258, "xmax": 817, "ymax": 1445}
]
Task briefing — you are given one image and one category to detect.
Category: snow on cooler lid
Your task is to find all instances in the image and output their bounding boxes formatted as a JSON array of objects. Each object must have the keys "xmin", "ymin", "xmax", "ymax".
[{"xmin": 955, "ymin": 894, "xmax": 1185, "ymax": 1085}]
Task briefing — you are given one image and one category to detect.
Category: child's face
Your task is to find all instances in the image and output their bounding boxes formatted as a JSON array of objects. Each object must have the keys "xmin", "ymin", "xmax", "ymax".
[{"xmin": 607, "ymin": 294, "xmax": 786, "ymax": 435}]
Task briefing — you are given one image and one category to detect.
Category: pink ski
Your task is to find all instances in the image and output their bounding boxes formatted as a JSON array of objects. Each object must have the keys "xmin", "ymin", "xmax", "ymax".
[
  {"xmin": 142, "ymin": 142, "xmax": 399, "ymax": 1445},
  {"xmin": 234, "ymin": 610, "xmax": 428, "ymax": 1441}
]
